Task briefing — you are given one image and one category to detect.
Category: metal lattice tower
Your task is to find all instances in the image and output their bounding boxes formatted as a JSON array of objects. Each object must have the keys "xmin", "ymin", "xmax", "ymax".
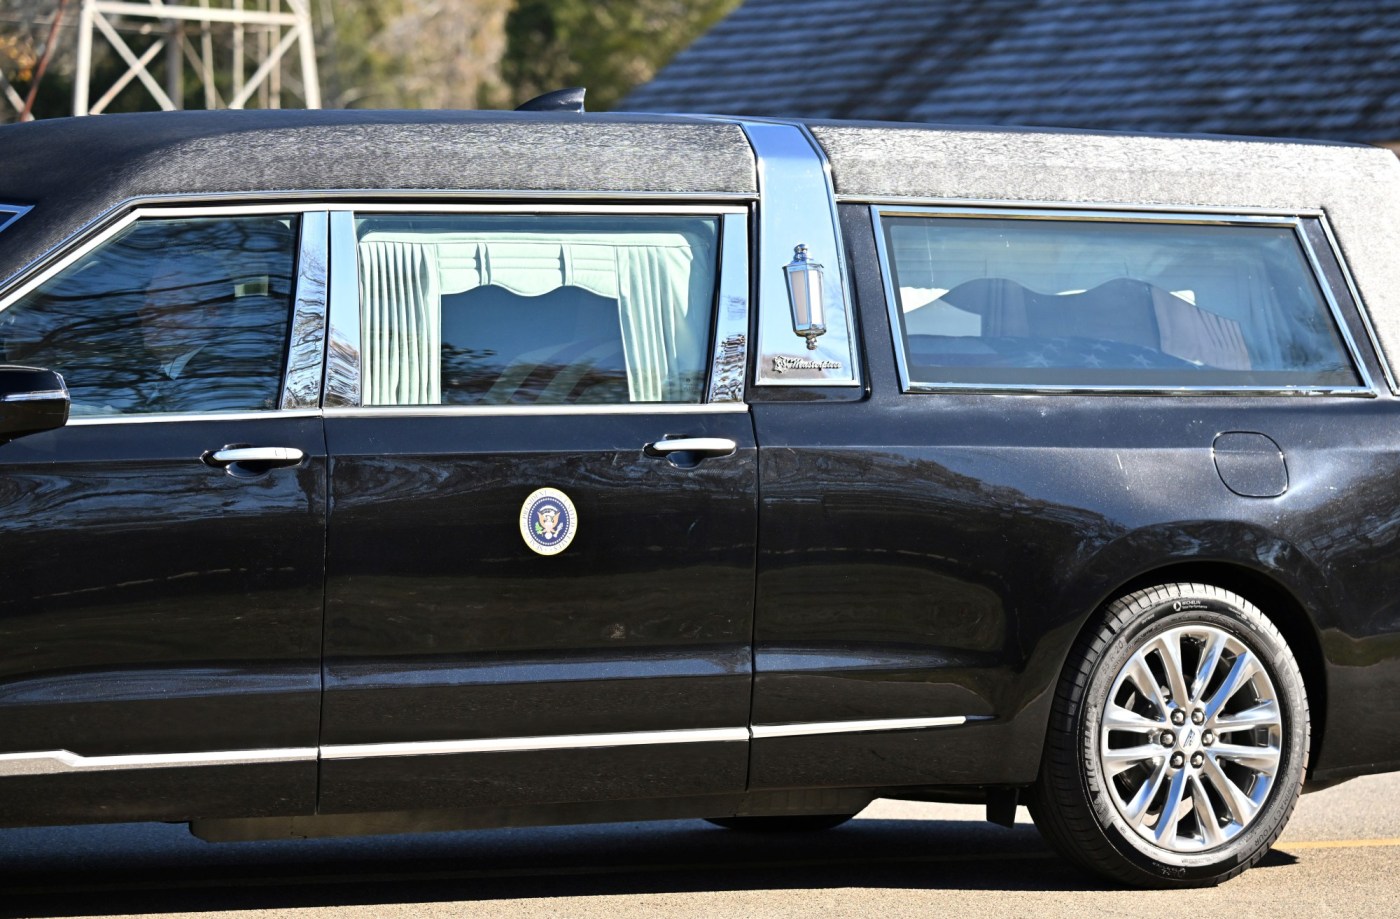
[{"xmin": 73, "ymin": 0, "xmax": 320, "ymax": 115}]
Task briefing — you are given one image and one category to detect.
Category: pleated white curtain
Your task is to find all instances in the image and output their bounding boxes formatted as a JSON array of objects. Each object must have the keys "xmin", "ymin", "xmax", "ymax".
[
  {"xmin": 359, "ymin": 240, "xmax": 441, "ymax": 405},
  {"xmin": 356, "ymin": 231, "xmax": 713, "ymax": 405}
]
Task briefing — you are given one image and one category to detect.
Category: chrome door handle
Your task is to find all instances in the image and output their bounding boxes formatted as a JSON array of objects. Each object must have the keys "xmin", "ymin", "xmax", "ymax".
[
  {"xmin": 644, "ymin": 437, "xmax": 738, "ymax": 458},
  {"xmin": 204, "ymin": 446, "xmax": 305, "ymax": 468}
]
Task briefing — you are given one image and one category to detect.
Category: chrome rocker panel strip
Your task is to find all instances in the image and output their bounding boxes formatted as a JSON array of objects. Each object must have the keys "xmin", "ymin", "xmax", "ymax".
[
  {"xmin": 0, "ymin": 747, "xmax": 317, "ymax": 776},
  {"xmin": 750, "ymin": 716, "xmax": 968, "ymax": 739},
  {"xmin": 321, "ymin": 727, "xmax": 751, "ymax": 760},
  {"xmin": 0, "ymin": 717, "xmax": 971, "ymax": 775}
]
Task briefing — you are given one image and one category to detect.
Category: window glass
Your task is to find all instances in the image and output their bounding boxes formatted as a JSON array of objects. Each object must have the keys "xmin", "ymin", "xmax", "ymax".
[
  {"xmin": 882, "ymin": 215, "xmax": 1360, "ymax": 389},
  {"xmin": 353, "ymin": 214, "xmax": 720, "ymax": 406},
  {"xmin": 0, "ymin": 215, "xmax": 297, "ymax": 415}
]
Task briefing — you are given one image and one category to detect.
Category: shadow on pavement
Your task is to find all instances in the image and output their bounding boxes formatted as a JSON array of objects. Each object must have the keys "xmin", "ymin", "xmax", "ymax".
[{"xmin": 0, "ymin": 817, "xmax": 1121, "ymax": 917}]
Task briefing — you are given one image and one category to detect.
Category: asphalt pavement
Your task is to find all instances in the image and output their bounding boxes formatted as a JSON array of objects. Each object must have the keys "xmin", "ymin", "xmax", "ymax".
[{"xmin": 0, "ymin": 773, "xmax": 1397, "ymax": 918}]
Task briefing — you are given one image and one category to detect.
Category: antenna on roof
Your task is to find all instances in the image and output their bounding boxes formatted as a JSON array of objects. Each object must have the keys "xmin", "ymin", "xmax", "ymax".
[{"xmin": 515, "ymin": 87, "xmax": 586, "ymax": 113}]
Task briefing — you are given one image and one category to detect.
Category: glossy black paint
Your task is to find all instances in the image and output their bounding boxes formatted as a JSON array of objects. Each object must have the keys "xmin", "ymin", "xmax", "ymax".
[
  {"xmin": 0, "ymin": 365, "xmax": 68, "ymax": 441},
  {"xmin": 739, "ymin": 206, "xmax": 1400, "ymax": 793},
  {"xmin": 0, "ymin": 415, "xmax": 326, "ymax": 825},
  {"xmin": 2, "ymin": 129, "xmax": 1400, "ymax": 836},
  {"xmin": 320, "ymin": 410, "xmax": 757, "ymax": 805},
  {"xmin": 319, "ymin": 742, "xmax": 748, "ymax": 814}
]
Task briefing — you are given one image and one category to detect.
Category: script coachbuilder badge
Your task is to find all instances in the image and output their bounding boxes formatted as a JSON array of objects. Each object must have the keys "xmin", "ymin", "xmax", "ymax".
[{"xmin": 519, "ymin": 487, "xmax": 578, "ymax": 556}]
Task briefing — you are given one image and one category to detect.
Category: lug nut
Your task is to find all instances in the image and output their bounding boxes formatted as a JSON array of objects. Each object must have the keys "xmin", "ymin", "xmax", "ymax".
[
  {"xmin": 1202, "ymin": 730, "xmax": 1215, "ymax": 747},
  {"xmin": 1160, "ymin": 731, "xmax": 1176, "ymax": 747},
  {"xmin": 1191, "ymin": 709, "xmax": 1205, "ymax": 725},
  {"xmin": 1191, "ymin": 752, "xmax": 1205, "ymax": 768},
  {"xmin": 1171, "ymin": 709, "xmax": 1186, "ymax": 726},
  {"xmin": 1171, "ymin": 752, "xmax": 1186, "ymax": 769}
]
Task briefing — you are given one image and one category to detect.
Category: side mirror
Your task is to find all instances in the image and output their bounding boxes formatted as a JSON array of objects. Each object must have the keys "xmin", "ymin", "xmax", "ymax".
[{"xmin": 0, "ymin": 365, "xmax": 69, "ymax": 441}]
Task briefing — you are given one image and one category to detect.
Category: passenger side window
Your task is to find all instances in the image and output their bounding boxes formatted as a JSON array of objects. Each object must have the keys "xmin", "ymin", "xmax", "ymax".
[
  {"xmin": 353, "ymin": 214, "xmax": 720, "ymax": 406},
  {"xmin": 880, "ymin": 213, "xmax": 1361, "ymax": 390},
  {"xmin": 0, "ymin": 214, "xmax": 298, "ymax": 416}
]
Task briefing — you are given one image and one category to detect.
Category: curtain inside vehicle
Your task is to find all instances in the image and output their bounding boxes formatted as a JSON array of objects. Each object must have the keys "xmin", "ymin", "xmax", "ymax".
[{"xmin": 356, "ymin": 230, "xmax": 714, "ymax": 405}]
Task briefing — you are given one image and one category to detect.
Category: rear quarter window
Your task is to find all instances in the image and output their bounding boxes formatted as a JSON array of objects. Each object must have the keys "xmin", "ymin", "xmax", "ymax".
[{"xmin": 876, "ymin": 209, "xmax": 1363, "ymax": 392}]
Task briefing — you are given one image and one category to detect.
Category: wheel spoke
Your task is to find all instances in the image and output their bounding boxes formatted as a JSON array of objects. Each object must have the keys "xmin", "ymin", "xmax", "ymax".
[
  {"xmin": 1211, "ymin": 741, "xmax": 1281, "ymax": 774},
  {"xmin": 1103, "ymin": 702, "xmax": 1165, "ymax": 733},
  {"xmin": 1204, "ymin": 650, "xmax": 1260, "ymax": 721},
  {"xmin": 1123, "ymin": 757, "xmax": 1170, "ymax": 827},
  {"xmin": 1149, "ymin": 633, "xmax": 1192, "ymax": 710},
  {"xmin": 1191, "ymin": 630, "xmax": 1229, "ymax": 704},
  {"xmin": 1101, "ymin": 744, "xmax": 1164, "ymax": 776},
  {"xmin": 1202, "ymin": 753, "xmax": 1262, "ymax": 827},
  {"xmin": 1213, "ymin": 700, "xmax": 1281, "ymax": 732},
  {"xmin": 1121, "ymin": 651, "xmax": 1170, "ymax": 717},
  {"xmin": 1153, "ymin": 767, "xmax": 1190, "ymax": 844},
  {"xmin": 1189, "ymin": 773, "xmax": 1228, "ymax": 847}
]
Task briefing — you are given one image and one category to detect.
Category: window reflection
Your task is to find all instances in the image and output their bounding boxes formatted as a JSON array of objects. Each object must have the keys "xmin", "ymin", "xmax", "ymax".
[
  {"xmin": 0, "ymin": 215, "xmax": 298, "ymax": 416},
  {"xmin": 884, "ymin": 216, "xmax": 1360, "ymax": 389}
]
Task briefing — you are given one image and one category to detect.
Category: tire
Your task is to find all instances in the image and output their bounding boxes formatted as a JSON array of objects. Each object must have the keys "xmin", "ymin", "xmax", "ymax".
[
  {"xmin": 1030, "ymin": 582, "xmax": 1309, "ymax": 888},
  {"xmin": 704, "ymin": 814, "xmax": 856, "ymax": 832}
]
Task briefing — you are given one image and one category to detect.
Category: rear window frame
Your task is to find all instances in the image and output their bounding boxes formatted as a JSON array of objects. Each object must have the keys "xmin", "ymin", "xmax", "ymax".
[{"xmin": 871, "ymin": 204, "xmax": 1376, "ymax": 397}]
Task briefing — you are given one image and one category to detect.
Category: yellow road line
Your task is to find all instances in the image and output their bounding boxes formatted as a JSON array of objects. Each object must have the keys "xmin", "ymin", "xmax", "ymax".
[{"xmin": 1279, "ymin": 838, "xmax": 1400, "ymax": 850}]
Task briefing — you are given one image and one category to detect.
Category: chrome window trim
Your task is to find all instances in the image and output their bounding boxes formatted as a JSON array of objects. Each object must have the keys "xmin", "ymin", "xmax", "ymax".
[
  {"xmin": 843, "ymin": 196, "xmax": 1329, "ymax": 219},
  {"xmin": 323, "ymin": 403, "xmax": 749, "ymax": 419},
  {"xmin": 708, "ymin": 212, "xmax": 750, "ymax": 402},
  {"xmin": 1292, "ymin": 216, "xmax": 1379, "ymax": 394},
  {"xmin": 731, "ymin": 120, "xmax": 861, "ymax": 387},
  {"xmin": 0, "ymin": 196, "xmax": 758, "ymax": 295},
  {"xmin": 0, "ymin": 204, "xmax": 31, "ymax": 234},
  {"xmin": 0, "ymin": 747, "xmax": 316, "ymax": 777},
  {"xmin": 0, "ymin": 203, "xmax": 336, "ymax": 317},
  {"xmin": 332, "ymin": 202, "xmax": 750, "ymax": 216},
  {"xmin": 281, "ymin": 211, "xmax": 329, "ymax": 410},
  {"xmin": 872, "ymin": 204, "xmax": 1376, "ymax": 397},
  {"xmin": 1315, "ymin": 212, "xmax": 1399, "ymax": 394},
  {"xmin": 323, "ymin": 203, "xmax": 751, "ymax": 410}
]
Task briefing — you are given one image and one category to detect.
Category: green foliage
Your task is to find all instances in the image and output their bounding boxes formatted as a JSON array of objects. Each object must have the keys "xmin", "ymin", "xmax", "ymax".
[{"xmin": 502, "ymin": 0, "xmax": 741, "ymax": 111}]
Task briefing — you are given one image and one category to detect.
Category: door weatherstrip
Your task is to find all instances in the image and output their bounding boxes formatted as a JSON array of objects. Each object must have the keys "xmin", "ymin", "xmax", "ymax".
[{"xmin": 0, "ymin": 717, "xmax": 971, "ymax": 775}]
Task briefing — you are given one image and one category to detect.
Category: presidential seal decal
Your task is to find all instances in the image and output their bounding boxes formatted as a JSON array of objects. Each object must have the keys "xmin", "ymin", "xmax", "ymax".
[{"xmin": 519, "ymin": 487, "xmax": 578, "ymax": 556}]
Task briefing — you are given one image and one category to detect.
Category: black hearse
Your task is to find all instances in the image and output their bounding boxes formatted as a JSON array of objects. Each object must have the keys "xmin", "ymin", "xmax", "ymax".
[{"xmin": 0, "ymin": 104, "xmax": 1398, "ymax": 888}]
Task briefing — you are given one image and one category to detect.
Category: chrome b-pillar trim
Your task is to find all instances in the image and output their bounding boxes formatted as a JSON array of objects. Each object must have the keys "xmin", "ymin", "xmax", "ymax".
[
  {"xmin": 730, "ymin": 119, "xmax": 860, "ymax": 387},
  {"xmin": 280, "ymin": 210, "xmax": 329, "ymax": 410},
  {"xmin": 323, "ymin": 209, "xmax": 362, "ymax": 408}
]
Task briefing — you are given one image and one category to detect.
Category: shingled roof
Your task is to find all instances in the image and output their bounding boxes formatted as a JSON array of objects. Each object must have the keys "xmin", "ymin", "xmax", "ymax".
[{"xmin": 623, "ymin": 0, "xmax": 1400, "ymax": 144}]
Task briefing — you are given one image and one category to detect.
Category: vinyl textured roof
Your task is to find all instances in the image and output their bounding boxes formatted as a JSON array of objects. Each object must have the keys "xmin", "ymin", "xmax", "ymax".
[{"xmin": 624, "ymin": 0, "xmax": 1400, "ymax": 143}]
